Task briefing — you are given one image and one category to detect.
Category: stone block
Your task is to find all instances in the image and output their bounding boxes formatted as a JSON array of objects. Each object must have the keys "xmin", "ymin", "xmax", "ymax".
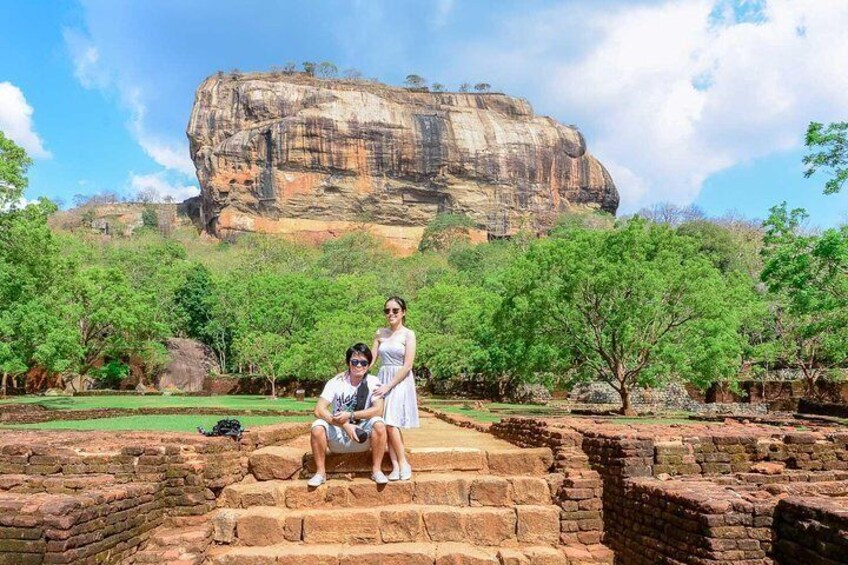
[
  {"xmin": 516, "ymin": 506, "xmax": 560, "ymax": 545},
  {"xmin": 463, "ymin": 508, "xmax": 516, "ymax": 545},
  {"xmin": 340, "ymin": 543, "xmax": 435, "ymax": 565},
  {"xmin": 380, "ymin": 507, "xmax": 424, "ymax": 543},
  {"xmin": 469, "ymin": 477, "xmax": 511, "ymax": 507},
  {"xmin": 510, "ymin": 477, "xmax": 552, "ymax": 505},
  {"xmin": 435, "ymin": 542, "xmax": 499, "ymax": 565},
  {"xmin": 487, "ymin": 449, "xmax": 553, "ymax": 476},
  {"xmin": 248, "ymin": 447, "xmax": 303, "ymax": 481},
  {"xmin": 415, "ymin": 476, "xmax": 469, "ymax": 506},
  {"xmin": 303, "ymin": 509, "xmax": 379, "ymax": 544},
  {"xmin": 424, "ymin": 507, "xmax": 465, "ymax": 542}
]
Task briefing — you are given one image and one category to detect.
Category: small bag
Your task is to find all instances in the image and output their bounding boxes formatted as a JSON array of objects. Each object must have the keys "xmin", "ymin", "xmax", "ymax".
[{"xmin": 198, "ymin": 418, "xmax": 244, "ymax": 441}]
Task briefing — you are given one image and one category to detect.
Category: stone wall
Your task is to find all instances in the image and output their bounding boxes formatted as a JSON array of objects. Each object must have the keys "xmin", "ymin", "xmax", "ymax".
[
  {"xmin": 798, "ymin": 399, "xmax": 848, "ymax": 419},
  {"xmin": 490, "ymin": 418, "xmax": 605, "ymax": 546},
  {"xmin": 490, "ymin": 417, "xmax": 848, "ymax": 564},
  {"xmin": 0, "ymin": 423, "xmax": 308, "ymax": 564},
  {"xmin": 773, "ymin": 495, "xmax": 848, "ymax": 564}
]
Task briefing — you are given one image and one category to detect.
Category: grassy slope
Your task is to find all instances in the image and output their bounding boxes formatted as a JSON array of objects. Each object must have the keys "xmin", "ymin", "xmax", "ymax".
[
  {"xmin": 0, "ymin": 395, "xmax": 316, "ymax": 412},
  {"xmin": 1, "ymin": 414, "xmax": 311, "ymax": 432}
]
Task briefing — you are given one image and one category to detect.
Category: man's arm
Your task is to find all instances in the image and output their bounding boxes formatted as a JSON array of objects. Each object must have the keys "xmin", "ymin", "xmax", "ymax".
[{"xmin": 314, "ymin": 397, "xmax": 336, "ymax": 424}]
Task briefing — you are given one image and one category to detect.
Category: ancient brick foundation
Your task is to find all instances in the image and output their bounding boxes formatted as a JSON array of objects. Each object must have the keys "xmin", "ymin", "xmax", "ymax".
[
  {"xmin": 491, "ymin": 417, "xmax": 848, "ymax": 565},
  {"xmin": 0, "ymin": 423, "xmax": 308, "ymax": 564}
]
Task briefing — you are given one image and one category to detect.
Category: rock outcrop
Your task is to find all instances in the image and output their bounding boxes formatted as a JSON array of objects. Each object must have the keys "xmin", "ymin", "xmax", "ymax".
[
  {"xmin": 158, "ymin": 338, "xmax": 220, "ymax": 392},
  {"xmin": 187, "ymin": 72, "xmax": 618, "ymax": 253}
]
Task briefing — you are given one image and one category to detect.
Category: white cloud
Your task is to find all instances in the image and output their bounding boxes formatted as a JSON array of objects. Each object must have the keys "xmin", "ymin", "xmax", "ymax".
[
  {"xmin": 458, "ymin": 0, "xmax": 848, "ymax": 212},
  {"xmin": 431, "ymin": 0, "xmax": 454, "ymax": 28},
  {"xmin": 63, "ymin": 28, "xmax": 195, "ymax": 176},
  {"xmin": 0, "ymin": 82, "xmax": 51, "ymax": 159},
  {"xmin": 129, "ymin": 171, "xmax": 199, "ymax": 203},
  {"xmin": 63, "ymin": 28, "xmax": 106, "ymax": 89}
]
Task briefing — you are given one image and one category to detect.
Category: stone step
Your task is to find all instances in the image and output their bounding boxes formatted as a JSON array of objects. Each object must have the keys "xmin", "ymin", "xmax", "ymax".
[
  {"xmin": 220, "ymin": 474, "xmax": 555, "ymax": 510},
  {"xmin": 248, "ymin": 446, "xmax": 554, "ymax": 481},
  {"xmin": 208, "ymin": 541, "xmax": 614, "ymax": 565},
  {"xmin": 213, "ymin": 503, "xmax": 562, "ymax": 547},
  {"xmin": 132, "ymin": 524, "xmax": 212, "ymax": 564}
]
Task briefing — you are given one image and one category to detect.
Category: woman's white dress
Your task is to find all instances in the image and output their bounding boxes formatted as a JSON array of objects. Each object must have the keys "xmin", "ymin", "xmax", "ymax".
[{"xmin": 377, "ymin": 330, "xmax": 420, "ymax": 429}]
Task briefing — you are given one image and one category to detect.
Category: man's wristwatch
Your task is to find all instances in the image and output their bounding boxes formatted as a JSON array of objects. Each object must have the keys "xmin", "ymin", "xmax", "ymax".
[{"xmin": 349, "ymin": 409, "xmax": 355, "ymax": 420}]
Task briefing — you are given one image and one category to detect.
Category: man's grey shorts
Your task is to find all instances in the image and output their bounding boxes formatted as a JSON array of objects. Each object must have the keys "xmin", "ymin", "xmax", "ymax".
[{"xmin": 311, "ymin": 417, "xmax": 385, "ymax": 454}]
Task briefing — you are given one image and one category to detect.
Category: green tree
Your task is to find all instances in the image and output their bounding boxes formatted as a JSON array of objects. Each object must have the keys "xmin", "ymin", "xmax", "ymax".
[
  {"xmin": 234, "ymin": 332, "xmax": 288, "ymax": 397},
  {"xmin": 431, "ymin": 83, "xmax": 445, "ymax": 92},
  {"xmin": 173, "ymin": 263, "xmax": 216, "ymax": 340},
  {"xmin": 302, "ymin": 62, "xmax": 316, "ymax": 76},
  {"xmin": 474, "ymin": 83, "xmax": 491, "ymax": 92},
  {"xmin": 418, "ymin": 213, "xmax": 476, "ymax": 252},
  {"xmin": 0, "ymin": 131, "xmax": 32, "ymax": 209},
  {"xmin": 316, "ymin": 61, "xmax": 338, "ymax": 79},
  {"xmin": 760, "ymin": 203, "xmax": 848, "ymax": 395},
  {"xmin": 404, "ymin": 74, "xmax": 426, "ymax": 88},
  {"xmin": 458, "ymin": 83, "xmax": 471, "ymax": 93},
  {"xmin": 803, "ymin": 121, "xmax": 848, "ymax": 194},
  {"xmin": 141, "ymin": 206, "xmax": 158, "ymax": 229},
  {"xmin": 499, "ymin": 218, "xmax": 745, "ymax": 414}
]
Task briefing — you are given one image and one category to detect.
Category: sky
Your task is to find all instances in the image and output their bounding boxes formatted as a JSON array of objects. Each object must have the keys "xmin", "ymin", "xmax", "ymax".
[{"xmin": 2, "ymin": 0, "xmax": 848, "ymax": 226}]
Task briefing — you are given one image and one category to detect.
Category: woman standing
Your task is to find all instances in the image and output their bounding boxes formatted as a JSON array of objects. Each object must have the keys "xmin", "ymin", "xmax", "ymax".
[{"xmin": 372, "ymin": 296, "xmax": 419, "ymax": 481}]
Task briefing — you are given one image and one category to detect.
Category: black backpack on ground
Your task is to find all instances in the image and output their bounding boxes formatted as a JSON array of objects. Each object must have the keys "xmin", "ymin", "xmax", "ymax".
[{"xmin": 197, "ymin": 418, "xmax": 245, "ymax": 441}]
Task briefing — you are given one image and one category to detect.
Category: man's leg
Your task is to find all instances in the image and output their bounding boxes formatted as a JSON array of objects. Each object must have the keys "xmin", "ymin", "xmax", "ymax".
[{"xmin": 310, "ymin": 420, "xmax": 329, "ymax": 483}]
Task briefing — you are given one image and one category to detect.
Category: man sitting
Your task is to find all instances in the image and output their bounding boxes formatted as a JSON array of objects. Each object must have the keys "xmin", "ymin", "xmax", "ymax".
[{"xmin": 308, "ymin": 343, "xmax": 389, "ymax": 486}]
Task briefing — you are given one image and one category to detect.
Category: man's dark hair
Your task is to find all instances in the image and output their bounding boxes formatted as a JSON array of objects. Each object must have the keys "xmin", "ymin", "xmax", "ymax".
[{"xmin": 345, "ymin": 342, "xmax": 373, "ymax": 365}]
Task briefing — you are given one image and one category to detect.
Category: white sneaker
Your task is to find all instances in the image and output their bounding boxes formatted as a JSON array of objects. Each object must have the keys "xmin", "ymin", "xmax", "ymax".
[
  {"xmin": 307, "ymin": 473, "xmax": 326, "ymax": 487},
  {"xmin": 399, "ymin": 463, "xmax": 412, "ymax": 481},
  {"xmin": 371, "ymin": 471, "xmax": 389, "ymax": 485},
  {"xmin": 387, "ymin": 467, "xmax": 401, "ymax": 481}
]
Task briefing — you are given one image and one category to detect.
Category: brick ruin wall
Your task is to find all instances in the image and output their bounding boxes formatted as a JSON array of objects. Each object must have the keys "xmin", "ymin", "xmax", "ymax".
[
  {"xmin": 492, "ymin": 417, "xmax": 848, "ymax": 565},
  {"xmin": 0, "ymin": 423, "xmax": 308, "ymax": 564}
]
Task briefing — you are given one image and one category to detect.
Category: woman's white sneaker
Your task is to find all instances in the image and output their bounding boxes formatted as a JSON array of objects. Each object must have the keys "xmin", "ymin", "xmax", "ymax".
[
  {"xmin": 372, "ymin": 471, "xmax": 389, "ymax": 485},
  {"xmin": 307, "ymin": 473, "xmax": 326, "ymax": 487},
  {"xmin": 399, "ymin": 463, "xmax": 413, "ymax": 481}
]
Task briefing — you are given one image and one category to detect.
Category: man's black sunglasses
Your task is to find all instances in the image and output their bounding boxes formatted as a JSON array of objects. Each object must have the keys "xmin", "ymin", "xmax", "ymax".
[{"xmin": 350, "ymin": 359, "xmax": 368, "ymax": 367}]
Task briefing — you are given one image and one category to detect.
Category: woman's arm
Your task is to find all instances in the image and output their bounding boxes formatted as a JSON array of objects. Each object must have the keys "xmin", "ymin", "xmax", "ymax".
[{"xmin": 368, "ymin": 329, "xmax": 382, "ymax": 372}]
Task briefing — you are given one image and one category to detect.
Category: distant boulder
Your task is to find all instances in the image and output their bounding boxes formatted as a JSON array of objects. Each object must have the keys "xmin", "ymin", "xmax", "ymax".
[{"xmin": 158, "ymin": 338, "xmax": 220, "ymax": 392}]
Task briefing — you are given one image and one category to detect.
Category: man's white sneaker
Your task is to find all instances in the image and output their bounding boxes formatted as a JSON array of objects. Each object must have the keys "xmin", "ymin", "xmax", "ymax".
[
  {"xmin": 307, "ymin": 473, "xmax": 326, "ymax": 487},
  {"xmin": 399, "ymin": 463, "xmax": 413, "ymax": 481},
  {"xmin": 371, "ymin": 471, "xmax": 389, "ymax": 485}
]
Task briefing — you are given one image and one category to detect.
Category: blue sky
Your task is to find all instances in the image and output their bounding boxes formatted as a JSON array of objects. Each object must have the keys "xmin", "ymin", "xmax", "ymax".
[{"xmin": 2, "ymin": 0, "xmax": 848, "ymax": 226}]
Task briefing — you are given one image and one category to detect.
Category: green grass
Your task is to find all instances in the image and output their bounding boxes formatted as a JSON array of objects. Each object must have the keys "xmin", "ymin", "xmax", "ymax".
[
  {"xmin": 0, "ymin": 414, "xmax": 311, "ymax": 432},
  {"xmin": 0, "ymin": 395, "xmax": 316, "ymax": 412},
  {"xmin": 432, "ymin": 404, "xmax": 502, "ymax": 423}
]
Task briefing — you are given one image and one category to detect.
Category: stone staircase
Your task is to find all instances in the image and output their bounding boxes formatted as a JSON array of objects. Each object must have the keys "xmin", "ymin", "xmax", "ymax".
[{"xmin": 207, "ymin": 435, "xmax": 613, "ymax": 565}]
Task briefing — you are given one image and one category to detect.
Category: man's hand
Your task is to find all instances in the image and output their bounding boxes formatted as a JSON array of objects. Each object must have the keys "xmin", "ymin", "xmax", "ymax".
[{"xmin": 332, "ymin": 411, "xmax": 352, "ymax": 426}]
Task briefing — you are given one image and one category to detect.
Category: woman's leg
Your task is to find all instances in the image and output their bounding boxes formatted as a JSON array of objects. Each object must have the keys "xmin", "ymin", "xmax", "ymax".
[{"xmin": 387, "ymin": 426, "xmax": 408, "ymax": 467}]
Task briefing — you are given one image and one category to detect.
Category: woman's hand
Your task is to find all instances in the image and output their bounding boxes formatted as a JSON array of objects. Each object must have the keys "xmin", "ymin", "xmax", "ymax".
[{"xmin": 373, "ymin": 384, "xmax": 392, "ymax": 399}]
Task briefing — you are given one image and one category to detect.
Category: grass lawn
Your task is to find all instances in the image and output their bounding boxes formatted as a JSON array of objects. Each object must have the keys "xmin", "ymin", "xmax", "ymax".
[
  {"xmin": 0, "ymin": 395, "xmax": 316, "ymax": 412},
  {"xmin": 0, "ymin": 414, "xmax": 311, "ymax": 432},
  {"xmin": 430, "ymin": 404, "xmax": 503, "ymax": 423}
]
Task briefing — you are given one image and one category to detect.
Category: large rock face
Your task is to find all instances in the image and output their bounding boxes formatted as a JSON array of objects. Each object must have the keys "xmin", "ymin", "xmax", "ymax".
[{"xmin": 187, "ymin": 73, "xmax": 618, "ymax": 253}]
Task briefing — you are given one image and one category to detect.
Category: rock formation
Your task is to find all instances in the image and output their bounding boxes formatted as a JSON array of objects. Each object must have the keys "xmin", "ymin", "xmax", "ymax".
[
  {"xmin": 157, "ymin": 338, "xmax": 220, "ymax": 392},
  {"xmin": 187, "ymin": 72, "xmax": 618, "ymax": 253}
]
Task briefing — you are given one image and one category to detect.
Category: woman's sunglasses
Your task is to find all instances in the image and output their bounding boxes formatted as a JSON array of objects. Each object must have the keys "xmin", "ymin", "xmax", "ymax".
[
  {"xmin": 349, "ymin": 359, "xmax": 369, "ymax": 367},
  {"xmin": 384, "ymin": 308, "xmax": 402, "ymax": 315}
]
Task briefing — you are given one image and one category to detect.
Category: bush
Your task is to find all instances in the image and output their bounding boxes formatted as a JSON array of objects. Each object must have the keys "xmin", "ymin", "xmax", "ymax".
[
  {"xmin": 93, "ymin": 361, "xmax": 130, "ymax": 389},
  {"xmin": 141, "ymin": 206, "xmax": 158, "ymax": 229}
]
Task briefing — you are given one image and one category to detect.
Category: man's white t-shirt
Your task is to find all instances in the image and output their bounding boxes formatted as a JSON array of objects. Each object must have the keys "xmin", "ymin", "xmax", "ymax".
[{"xmin": 320, "ymin": 372, "xmax": 380, "ymax": 415}]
